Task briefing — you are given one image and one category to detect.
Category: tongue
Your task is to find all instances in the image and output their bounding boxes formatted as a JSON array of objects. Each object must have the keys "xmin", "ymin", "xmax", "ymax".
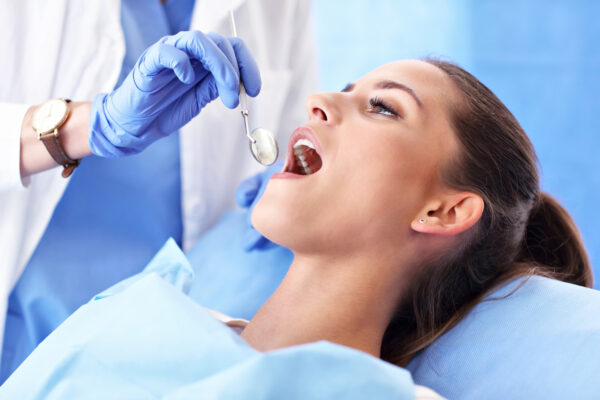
[
  {"xmin": 296, "ymin": 146, "xmax": 322, "ymax": 175},
  {"xmin": 305, "ymin": 147, "xmax": 322, "ymax": 172}
]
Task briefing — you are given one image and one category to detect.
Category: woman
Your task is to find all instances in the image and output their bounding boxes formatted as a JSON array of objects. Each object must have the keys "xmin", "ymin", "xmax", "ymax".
[
  {"xmin": 1, "ymin": 59, "xmax": 591, "ymax": 398},
  {"xmin": 244, "ymin": 58, "xmax": 591, "ymax": 365}
]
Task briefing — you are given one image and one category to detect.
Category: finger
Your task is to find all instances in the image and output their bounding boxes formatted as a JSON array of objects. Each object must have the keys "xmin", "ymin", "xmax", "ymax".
[
  {"xmin": 235, "ymin": 174, "xmax": 262, "ymax": 208},
  {"xmin": 206, "ymin": 32, "xmax": 238, "ymax": 71},
  {"xmin": 206, "ymin": 32, "xmax": 241, "ymax": 108},
  {"xmin": 227, "ymin": 37, "xmax": 261, "ymax": 97},
  {"xmin": 157, "ymin": 82, "xmax": 201, "ymax": 135},
  {"xmin": 165, "ymin": 72, "xmax": 218, "ymax": 124},
  {"xmin": 138, "ymin": 43, "xmax": 195, "ymax": 85},
  {"xmin": 165, "ymin": 31, "xmax": 240, "ymax": 108},
  {"xmin": 193, "ymin": 74, "xmax": 219, "ymax": 109}
]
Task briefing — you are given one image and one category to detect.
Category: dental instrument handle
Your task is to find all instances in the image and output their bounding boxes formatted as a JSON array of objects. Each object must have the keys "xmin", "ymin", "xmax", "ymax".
[
  {"xmin": 228, "ymin": 10, "xmax": 256, "ymax": 144},
  {"xmin": 228, "ymin": 10, "xmax": 238, "ymax": 37},
  {"xmin": 239, "ymin": 83, "xmax": 249, "ymax": 111},
  {"xmin": 240, "ymin": 99, "xmax": 254, "ymax": 143}
]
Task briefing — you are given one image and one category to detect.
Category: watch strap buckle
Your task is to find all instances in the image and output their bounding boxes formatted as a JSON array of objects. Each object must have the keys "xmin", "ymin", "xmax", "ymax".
[
  {"xmin": 39, "ymin": 128, "xmax": 80, "ymax": 178},
  {"xmin": 61, "ymin": 159, "xmax": 80, "ymax": 178}
]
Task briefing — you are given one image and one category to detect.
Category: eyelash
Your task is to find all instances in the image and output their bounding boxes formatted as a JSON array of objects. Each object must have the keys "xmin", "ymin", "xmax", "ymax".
[{"xmin": 368, "ymin": 97, "xmax": 399, "ymax": 118}]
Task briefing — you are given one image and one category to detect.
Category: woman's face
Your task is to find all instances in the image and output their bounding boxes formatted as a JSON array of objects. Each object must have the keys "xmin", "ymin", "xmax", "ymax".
[{"xmin": 252, "ymin": 60, "xmax": 459, "ymax": 257}]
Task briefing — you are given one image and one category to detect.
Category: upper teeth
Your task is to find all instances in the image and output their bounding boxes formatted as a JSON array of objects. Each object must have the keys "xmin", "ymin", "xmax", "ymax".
[
  {"xmin": 293, "ymin": 138, "xmax": 316, "ymax": 150},
  {"xmin": 291, "ymin": 138, "xmax": 317, "ymax": 175}
]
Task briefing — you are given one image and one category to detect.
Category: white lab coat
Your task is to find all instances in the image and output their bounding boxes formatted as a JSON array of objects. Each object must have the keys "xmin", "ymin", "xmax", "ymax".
[{"xmin": 0, "ymin": 0, "xmax": 317, "ymax": 355}]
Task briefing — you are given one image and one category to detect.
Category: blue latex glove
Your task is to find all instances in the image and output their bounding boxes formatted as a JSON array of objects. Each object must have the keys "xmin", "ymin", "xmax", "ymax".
[
  {"xmin": 235, "ymin": 161, "xmax": 284, "ymax": 251},
  {"xmin": 89, "ymin": 31, "xmax": 261, "ymax": 157}
]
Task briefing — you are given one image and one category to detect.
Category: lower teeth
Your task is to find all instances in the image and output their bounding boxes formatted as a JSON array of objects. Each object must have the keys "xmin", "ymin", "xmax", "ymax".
[
  {"xmin": 295, "ymin": 160, "xmax": 311, "ymax": 175},
  {"xmin": 292, "ymin": 145, "xmax": 321, "ymax": 175}
]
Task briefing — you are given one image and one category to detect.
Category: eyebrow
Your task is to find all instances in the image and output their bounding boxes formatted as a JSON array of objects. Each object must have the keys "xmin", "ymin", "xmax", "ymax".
[{"xmin": 341, "ymin": 80, "xmax": 423, "ymax": 109}]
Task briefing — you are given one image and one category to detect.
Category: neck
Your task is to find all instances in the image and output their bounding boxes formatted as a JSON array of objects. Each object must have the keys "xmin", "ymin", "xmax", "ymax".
[{"xmin": 240, "ymin": 249, "xmax": 413, "ymax": 357}]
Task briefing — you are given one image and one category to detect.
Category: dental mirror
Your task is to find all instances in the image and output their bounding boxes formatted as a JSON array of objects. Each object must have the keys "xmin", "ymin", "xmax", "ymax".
[
  {"xmin": 229, "ymin": 10, "xmax": 280, "ymax": 166},
  {"xmin": 249, "ymin": 128, "xmax": 279, "ymax": 165}
]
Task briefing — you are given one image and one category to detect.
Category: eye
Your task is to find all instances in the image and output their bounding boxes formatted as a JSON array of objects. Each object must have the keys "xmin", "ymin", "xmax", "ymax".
[{"xmin": 368, "ymin": 97, "xmax": 399, "ymax": 118}]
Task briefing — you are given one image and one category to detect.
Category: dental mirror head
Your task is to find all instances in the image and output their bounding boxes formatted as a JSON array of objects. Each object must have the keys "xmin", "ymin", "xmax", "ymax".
[{"xmin": 250, "ymin": 128, "xmax": 279, "ymax": 165}]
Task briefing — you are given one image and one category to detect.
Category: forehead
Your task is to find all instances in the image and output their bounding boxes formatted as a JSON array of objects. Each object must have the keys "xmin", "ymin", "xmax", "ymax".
[{"xmin": 357, "ymin": 60, "xmax": 456, "ymax": 107}]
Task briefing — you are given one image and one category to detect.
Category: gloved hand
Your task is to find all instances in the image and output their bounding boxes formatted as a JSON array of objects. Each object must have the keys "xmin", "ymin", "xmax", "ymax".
[
  {"xmin": 89, "ymin": 31, "xmax": 261, "ymax": 157},
  {"xmin": 235, "ymin": 161, "xmax": 284, "ymax": 251}
]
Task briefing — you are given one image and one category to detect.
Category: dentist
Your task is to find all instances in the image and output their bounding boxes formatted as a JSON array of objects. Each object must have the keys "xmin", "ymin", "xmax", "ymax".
[{"xmin": 0, "ymin": 0, "xmax": 316, "ymax": 381}]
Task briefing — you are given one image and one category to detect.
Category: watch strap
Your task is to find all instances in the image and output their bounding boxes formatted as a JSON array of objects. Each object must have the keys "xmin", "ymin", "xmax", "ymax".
[
  {"xmin": 39, "ymin": 131, "xmax": 81, "ymax": 178},
  {"xmin": 37, "ymin": 99, "xmax": 80, "ymax": 178}
]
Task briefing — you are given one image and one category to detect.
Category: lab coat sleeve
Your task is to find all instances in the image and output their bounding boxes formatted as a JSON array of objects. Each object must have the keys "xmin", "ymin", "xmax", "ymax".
[
  {"xmin": 0, "ymin": 104, "xmax": 72, "ymax": 358},
  {"xmin": 0, "ymin": 103, "xmax": 31, "ymax": 191},
  {"xmin": 0, "ymin": 0, "xmax": 124, "ymax": 360}
]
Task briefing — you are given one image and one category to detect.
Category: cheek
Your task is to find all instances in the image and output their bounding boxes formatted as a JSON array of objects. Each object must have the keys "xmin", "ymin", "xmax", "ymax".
[
  {"xmin": 325, "ymin": 145, "xmax": 430, "ymax": 240},
  {"xmin": 340, "ymin": 171, "xmax": 416, "ymax": 233}
]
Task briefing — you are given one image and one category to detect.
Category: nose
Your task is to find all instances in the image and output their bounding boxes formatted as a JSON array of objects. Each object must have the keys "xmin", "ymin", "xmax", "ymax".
[{"xmin": 305, "ymin": 92, "xmax": 342, "ymax": 125}]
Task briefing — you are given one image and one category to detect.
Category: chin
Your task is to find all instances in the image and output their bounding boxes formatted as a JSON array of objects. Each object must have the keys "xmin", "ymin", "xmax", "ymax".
[
  {"xmin": 251, "ymin": 186, "xmax": 310, "ymax": 251},
  {"xmin": 251, "ymin": 194, "xmax": 288, "ymax": 247}
]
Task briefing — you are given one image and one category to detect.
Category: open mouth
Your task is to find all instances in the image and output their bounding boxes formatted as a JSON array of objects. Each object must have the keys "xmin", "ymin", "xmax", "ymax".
[{"xmin": 284, "ymin": 127, "xmax": 323, "ymax": 176}]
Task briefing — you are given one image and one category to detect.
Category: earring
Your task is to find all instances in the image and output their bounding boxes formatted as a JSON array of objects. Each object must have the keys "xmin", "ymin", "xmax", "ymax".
[{"xmin": 419, "ymin": 218, "xmax": 426, "ymax": 224}]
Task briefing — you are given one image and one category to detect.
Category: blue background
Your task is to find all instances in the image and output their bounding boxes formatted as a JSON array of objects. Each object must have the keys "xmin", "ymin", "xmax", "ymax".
[{"xmin": 312, "ymin": 0, "xmax": 600, "ymax": 287}]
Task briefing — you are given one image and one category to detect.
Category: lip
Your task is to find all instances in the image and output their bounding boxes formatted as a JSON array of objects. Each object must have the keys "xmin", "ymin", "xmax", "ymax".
[
  {"xmin": 271, "ymin": 171, "xmax": 307, "ymax": 180},
  {"xmin": 278, "ymin": 126, "xmax": 324, "ymax": 177}
]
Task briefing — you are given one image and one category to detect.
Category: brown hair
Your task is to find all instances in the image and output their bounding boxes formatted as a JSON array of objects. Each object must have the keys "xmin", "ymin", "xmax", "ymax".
[{"xmin": 380, "ymin": 59, "xmax": 593, "ymax": 366}]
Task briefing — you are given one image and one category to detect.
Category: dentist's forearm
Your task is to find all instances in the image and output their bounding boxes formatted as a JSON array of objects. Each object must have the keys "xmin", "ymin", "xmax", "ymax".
[{"xmin": 20, "ymin": 101, "xmax": 92, "ymax": 178}]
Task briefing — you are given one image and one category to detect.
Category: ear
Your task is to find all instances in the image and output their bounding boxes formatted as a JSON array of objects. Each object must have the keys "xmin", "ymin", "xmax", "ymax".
[{"xmin": 411, "ymin": 192, "xmax": 484, "ymax": 236}]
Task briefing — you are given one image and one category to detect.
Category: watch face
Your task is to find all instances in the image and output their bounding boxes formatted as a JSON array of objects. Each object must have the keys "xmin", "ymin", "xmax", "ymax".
[{"xmin": 32, "ymin": 99, "xmax": 69, "ymax": 134}]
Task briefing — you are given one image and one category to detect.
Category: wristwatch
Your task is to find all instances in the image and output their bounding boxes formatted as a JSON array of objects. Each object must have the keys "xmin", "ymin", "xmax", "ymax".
[{"xmin": 32, "ymin": 98, "xmax": 80, "ymax": 178}]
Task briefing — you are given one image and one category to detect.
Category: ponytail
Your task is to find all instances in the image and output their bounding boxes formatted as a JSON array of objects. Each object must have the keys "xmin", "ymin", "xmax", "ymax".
[
  {"xmin": 381, "ymin": 60, "xmax": 594, "ymax": 366},
  {"xmin": 517, "ymin": 192, "xmax": 593, "ymax": 288}
]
